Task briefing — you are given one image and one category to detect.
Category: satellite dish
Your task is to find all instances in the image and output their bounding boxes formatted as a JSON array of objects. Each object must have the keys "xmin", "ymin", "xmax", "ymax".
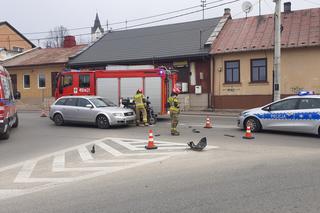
[{"xmin": 242, "ymin": 1, "xmax": 253, "ymax": 14}]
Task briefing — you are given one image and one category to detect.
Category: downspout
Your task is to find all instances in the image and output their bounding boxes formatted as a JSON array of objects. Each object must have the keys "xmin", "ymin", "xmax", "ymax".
[{"xmin": 210, "ymin": 56, "xmax": 214, "ymax": 110}]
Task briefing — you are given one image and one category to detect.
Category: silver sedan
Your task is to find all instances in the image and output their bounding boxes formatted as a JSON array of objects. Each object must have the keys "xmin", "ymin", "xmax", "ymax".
[
  {"xmin": 49, "ymin": 96, "xmax": 136, "ymax": 128},
  {"xmin": 238, "ymin": 95, "xmax": 320, "ymax": 135}
]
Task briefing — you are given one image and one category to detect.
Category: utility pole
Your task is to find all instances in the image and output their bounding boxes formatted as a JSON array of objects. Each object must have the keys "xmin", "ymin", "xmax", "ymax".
[
  {"xmin": 259, "ymin": 0, "xmax": 261, "ymax": 16},
  {"xmin": 273, "ymin": 0, "xmax": 281, "ymax": 101},
  {"xmin": 201, "ymin": 0, "xmax": 206, "ymax": 20}
]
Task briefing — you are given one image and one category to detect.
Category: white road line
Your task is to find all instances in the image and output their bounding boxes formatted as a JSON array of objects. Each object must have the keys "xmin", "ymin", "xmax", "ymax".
[
  {"xmin": 14, "ymin": 161, "xmax": 37, "ymax": 181},
  {"xmin": 95, "ymin": 141, "xmax": 122, "ymax": 156},
  {"xmin": 86, "ymin": 159, "xmax": 146, "ymax": 163},
  {"xmin": 77, "ymin": 146, "xmax": 94, "ymax": 161},
  {"xmin": 0, "ymin": 136, "xmax": 219, "ymax": 201},
  {"xmin": 123, "ymin": 152, "xmax": 186, "ymax": 156},
  {"xmin": 4, "ymin": 156, "xmax": 172, "ymax": 199},
  {"xmin": 0, "ymin": 137, "xmax": 111, "ymax": 174},
  {"xmin": 111, "ymin": 138, "xmax": 145, "ymax": 151},
  {"xmin": 52, "ymin": 152, "xmax": 65, "ymax": 172}
]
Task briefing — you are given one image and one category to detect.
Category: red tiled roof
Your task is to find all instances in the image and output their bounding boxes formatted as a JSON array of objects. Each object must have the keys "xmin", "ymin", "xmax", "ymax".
[
  {"xmin": 211, "ymin": 8, "xmax": 320, "ymax": 54},
  {"xmin": 2, "ymin": 45, "xmax": 86, "ymax": 67}
]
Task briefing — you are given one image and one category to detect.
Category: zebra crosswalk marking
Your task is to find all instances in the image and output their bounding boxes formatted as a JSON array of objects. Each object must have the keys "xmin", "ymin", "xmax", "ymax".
[{"xmin": 0, "ymin": 137, "xmax": 218, "ymax": 201}]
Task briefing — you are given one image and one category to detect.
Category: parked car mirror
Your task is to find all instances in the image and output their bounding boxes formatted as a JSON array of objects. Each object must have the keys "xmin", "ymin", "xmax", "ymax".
[
  {"xmin": 14, "ymin": 91, "xmax": 21, "ymax": 100},
  {"xmin": 86, "ymin": 104, "xmax": 93, "ymax": 108}
]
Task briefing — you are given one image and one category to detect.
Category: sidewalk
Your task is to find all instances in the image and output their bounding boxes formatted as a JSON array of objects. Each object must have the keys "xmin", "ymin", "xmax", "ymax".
[
  {"xmin": 16, "ymin": 101, "xmax": 241, "ymax": 117},
  {"xmin": 180, "ymin": 110, "xmax": 241, "ymax": 117},
  {"xmin": 16, "ymin": 101, "xmax": 43, "ymax": 112}
]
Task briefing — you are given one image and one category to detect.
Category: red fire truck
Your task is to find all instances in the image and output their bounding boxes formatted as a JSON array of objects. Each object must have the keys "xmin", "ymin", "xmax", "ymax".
[{"xmin": 54, "ymin": 68, "xmax": 177, "ymax": 115}]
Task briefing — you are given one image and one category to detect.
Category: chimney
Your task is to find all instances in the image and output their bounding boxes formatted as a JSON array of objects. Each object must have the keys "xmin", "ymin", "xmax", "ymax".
[
  {"xmin": 224, "ymin": 8, "xmax": 231, "ymax": 16},
  {"xmin": 63, "ymin": 35, "xmax": 76, "ymax": 48},
  {"xmin": 284, "ymin": 2, "xmax": 291, "ymax": 13}
]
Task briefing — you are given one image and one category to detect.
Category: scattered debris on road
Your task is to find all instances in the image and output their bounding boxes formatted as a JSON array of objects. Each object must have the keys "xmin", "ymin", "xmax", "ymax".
[
  {"xmin": 90, "ymin": 145, "xmax": 95, "ymax": 153},
  {"xmin": 187, "ymin": 137, "xmax": 207, "ymax": 151},
  {"xmin": 224, "ymin": 134, "xmax": 235, "ymax": 138},
  {"xmin": 192, "ymin": 129, "xmax": 200, "ymax": 133}
]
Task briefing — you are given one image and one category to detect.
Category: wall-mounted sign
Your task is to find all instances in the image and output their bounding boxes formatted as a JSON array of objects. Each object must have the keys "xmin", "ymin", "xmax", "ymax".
[{"xmin": 173, "ymin": 61, "xmax": 188, "ymax": 68}]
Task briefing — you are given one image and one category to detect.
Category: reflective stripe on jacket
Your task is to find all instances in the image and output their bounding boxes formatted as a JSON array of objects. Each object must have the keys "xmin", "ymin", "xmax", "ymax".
[{"xmin": 168, "ymin": 96, "xmax": 179, "ymax": 113}]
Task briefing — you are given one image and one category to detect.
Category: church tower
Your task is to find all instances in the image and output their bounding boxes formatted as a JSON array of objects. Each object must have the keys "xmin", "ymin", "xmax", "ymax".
[{"xmin": 91, "ymin": 13, "xmax": 104, "ymax": 42}]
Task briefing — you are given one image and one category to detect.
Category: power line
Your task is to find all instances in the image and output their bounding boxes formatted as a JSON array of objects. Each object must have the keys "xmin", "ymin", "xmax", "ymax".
[
  {"xmin": 0, "ymin": 0, "xmax": 240, "ymax": 42},
  {"xmin": 113, "ymin": 0, "xmax": 240, "ymax": 31},
  {"xmin": 0, "ymin": 0, "xmax": 227, "ymax": 36},
  {"xmin": 108, "ymin": 0, "xmax": 224, "ymax": 26}
]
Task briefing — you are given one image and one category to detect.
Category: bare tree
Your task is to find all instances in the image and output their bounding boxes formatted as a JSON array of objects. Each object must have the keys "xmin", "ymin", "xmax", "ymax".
[{"xmin": 44, "ymin": 26, "xmax": 69, "ymax": 48}]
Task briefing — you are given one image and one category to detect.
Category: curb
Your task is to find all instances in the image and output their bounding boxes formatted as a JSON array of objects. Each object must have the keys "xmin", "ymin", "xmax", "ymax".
[{"xmin": 180, "ymin": 112, "xmax": 238, "ymax": 117}]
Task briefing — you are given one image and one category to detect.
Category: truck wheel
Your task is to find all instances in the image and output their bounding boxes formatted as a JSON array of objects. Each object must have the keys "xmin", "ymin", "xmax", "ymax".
[
  {"xmin": 0, "ymin": 124, "xmax": 11, "ymax": 140},
  {"xmin": 12, "ymin": 114, "xmax": 19, "ymax": 128},
  {"xmin": 53, "ymin": 113, "xmax": 64, "ymax": 126},
  {"xmin": 96, "ymin": 115, "xmax": 110, "ymax": 129},
  {"xmin": 244, "ymin": 117, "xmax": 261, "ymax": 132}
]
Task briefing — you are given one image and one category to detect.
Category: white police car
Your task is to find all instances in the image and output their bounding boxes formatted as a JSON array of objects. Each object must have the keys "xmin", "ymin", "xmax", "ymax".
[{"xmin": 238, "ymin": 91, "xmax": 320, "ymax": 135}]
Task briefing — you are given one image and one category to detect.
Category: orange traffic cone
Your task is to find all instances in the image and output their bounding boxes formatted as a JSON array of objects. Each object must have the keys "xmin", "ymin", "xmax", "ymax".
[
  {"xmin": 204, "ymin": 116, "xmax": 212, "ymax": 128},
  {"xmin": 40, "ymin": 110, "xmax": 47, "ymax": 117},
  {"xmin": 145, "ymin": 130, "xmax": 158, "ymax": 150},
  {"xmin": 243, "ymin": 126, "xmax": 254, "ymax": 139}
]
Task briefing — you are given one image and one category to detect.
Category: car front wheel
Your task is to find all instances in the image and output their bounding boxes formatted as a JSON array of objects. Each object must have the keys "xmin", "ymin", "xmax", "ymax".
[
  {"xmin": 12, "ymin": 113, "xmax": 19, "ymax": 128},
  {"xmin": 244, "ymin": 117, "xmax": 262, "ymax": 132},
  {"xmin": 96, "ymin": 115, "xmax": 110, "ymax": 129},
  {"xmin": 0, "ymin": 123, "xmax": 11, "ymax": 139},
  {"xmin": 53, "ymin": 113, "xmax": 64, "ymax": 126}
]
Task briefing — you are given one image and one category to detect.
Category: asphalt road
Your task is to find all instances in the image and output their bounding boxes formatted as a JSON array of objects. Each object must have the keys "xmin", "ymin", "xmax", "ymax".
[{"xmin": 1, "ymin": 112, "xmax": 320, "ymax": 213}]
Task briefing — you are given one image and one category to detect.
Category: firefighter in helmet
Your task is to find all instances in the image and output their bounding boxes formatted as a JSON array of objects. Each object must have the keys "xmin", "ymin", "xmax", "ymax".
[
  {"xmin": 168, "ymin": 87, "xmax": 181, "ymax": 135},
  {"xmin": 133, "ymin": 89, "xmax": 148, "ymax": 126}
]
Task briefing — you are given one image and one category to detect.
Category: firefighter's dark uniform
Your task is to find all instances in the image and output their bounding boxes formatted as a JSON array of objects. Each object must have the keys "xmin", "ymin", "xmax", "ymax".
[
  {"xmin": 168, "ymin": 94, "xmax": 180, "ymax": 135},
  {"xmin": 133, "ymin": 93, "xmax": 148, "ymax": 125}
]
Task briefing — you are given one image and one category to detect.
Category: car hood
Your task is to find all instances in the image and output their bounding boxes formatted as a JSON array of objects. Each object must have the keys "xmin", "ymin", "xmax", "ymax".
[
  {"xmin": 241, "ymin": 107, "xmax": 263, "ymax": 116},
  {"xmin": 97, "ymin": 107, "xmax": 134, "ymax": 113}
]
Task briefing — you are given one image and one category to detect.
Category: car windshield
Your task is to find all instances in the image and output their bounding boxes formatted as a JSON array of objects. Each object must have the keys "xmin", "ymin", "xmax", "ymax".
[{"xmin": 90, "ymin": 98, "xmax": 116, "ymax": 108}]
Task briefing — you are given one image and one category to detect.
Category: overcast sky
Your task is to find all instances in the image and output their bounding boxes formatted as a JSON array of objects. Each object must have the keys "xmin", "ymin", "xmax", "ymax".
[{"xmin": 1, "ymin": 0, "xmax": 319, "ymax": 45}]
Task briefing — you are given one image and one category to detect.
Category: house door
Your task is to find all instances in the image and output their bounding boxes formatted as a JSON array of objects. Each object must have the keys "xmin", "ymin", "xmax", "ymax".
[
  {"xmin": 51, "ymin": 72, "xmax": 59, "ymax": 97},
  {"xmin": 10, "ymin": 74, "xmax": 17, "ymax": 94}
]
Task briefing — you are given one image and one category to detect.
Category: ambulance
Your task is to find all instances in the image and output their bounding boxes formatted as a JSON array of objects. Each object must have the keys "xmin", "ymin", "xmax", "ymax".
[{"xmin": 0, "ymin": 65, "xmax": 20, "ymax": 139}]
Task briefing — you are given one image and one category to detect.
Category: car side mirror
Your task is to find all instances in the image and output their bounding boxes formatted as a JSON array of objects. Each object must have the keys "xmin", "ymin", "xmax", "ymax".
[
  {"xmin": 264, "ymin": 106, "xmax": 271, "ymax": 111},
  {"xmin": 86, "ymin": 104, "xmax": 93, "ymax": 108},
  {"xmin": 14, "ymin": 91, "xmax": 21, "ymax": 100}
]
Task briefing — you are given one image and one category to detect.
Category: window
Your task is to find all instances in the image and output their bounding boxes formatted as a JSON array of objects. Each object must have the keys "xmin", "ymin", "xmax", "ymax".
[
  {"xmin": 270, "ymin": 99, "xmax": 299, "ymax": 111},
  {"xmin": 63, "ymin": 75, "xmax": 73, "ymax": 87},
  {"xmin": 251, "ymin": 58, "xmax": 267, "ymax": 82},
  {"xmin": 77, "ymin": 98, "xmax": 91, "ymax": 107},
  {"xmin": 225, "ymin": 61, "xmax": 240, "ymax": 83},
  {"xmin": 38, "ymin": 73, "xmax": 46, "ymax": 88},
  {"xmin": 297, "ymin": 98, "xmax": 320, "ymax": 109},
  {"xmin": 12, "ymin": 46, "xmax": 24, "ymax": 53},
  {"xmin": 64, "ymin": 98, "xmax": 78, "ymax": 106},
  {"xmin": 55, "ymin": 98, "xmax": 67, "ymax": 105},
  {"xmin": 1, "ymin": 76, "xmax": 11, "ymax": 99},
  {"xmin": 89, "ymin": 98, "xmax": 116, "ymax": 108},
  {"xmin": 23, "ymin": 75, "xmax": 30, "ymax": 89},
  {"xmin": 79, "ymin": 74, "xmax": 90, "ymax": 88}
]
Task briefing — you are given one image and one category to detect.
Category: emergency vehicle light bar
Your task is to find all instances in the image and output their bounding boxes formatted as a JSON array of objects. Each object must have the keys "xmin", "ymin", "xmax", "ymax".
[{"xmin": 298, "ymin": 91, "xmax": 315, "ymax": 96}]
